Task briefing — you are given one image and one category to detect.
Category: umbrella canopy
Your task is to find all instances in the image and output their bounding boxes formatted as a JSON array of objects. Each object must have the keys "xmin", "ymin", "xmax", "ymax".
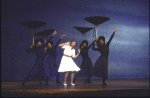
[
  {"xmin": 74, "ymin": 27, "xmax": 93, "ymax": 34},
  {"xmin": 34, "ymin": 29, "xmax": 55, "ymax": 43},
  {"xmin": 20, "ymin": 21, "xmax": 47, "ymax": 30},
  {"xmin": 34, "ymin": 29, "xmax": 55, "ymax": 36},
  {"xmin": 84, "ymin": 16, "xmax": 110, "ymax": 25}
]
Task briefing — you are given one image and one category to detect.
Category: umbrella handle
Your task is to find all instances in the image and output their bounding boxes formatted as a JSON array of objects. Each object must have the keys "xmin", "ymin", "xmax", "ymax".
[
  {"xmin": 33, "ymin": 31, "xmax": 34, "ymax": 43},
  {"xmin": 96, "ymin": 25, "xmax": 98, "ymax": 38},
  {"xmin": 45, "ymin": 36, "xmax": 46, "ymax": 43}
]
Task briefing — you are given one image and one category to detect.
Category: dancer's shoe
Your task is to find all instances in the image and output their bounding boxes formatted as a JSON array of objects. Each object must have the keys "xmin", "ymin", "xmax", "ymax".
[
  {"xmin": 63, "ymin": 83, "xmax": 67, "ymax": 86},
  {"xmin": 70, "ymin": 83, "xmax": 75, "ymax": 86}
]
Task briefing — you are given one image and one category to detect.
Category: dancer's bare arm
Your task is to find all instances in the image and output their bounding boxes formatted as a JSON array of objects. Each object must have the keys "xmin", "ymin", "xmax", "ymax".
[
  {"xmin": 59, "ymin": 41, "xmax": 70, "ymax": 48},
  {"xmin": 72, "ymin": 49, "xmax": 80, "ymax": 59}
]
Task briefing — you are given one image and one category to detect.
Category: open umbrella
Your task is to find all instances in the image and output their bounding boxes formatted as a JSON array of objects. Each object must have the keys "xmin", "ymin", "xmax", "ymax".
[
  {"xmin": 73, "ymin": 27, "xmax": 93, "ymax": 40},
  {"xmin": 34, "ymin": 29, "xmax": 55, "ymax": 43},
  {"xmin": 84, "ymin": 16, "xmax": 110, "ymax": 38},
  {"xmin": 20, "ymin": 21, "xmax": 47, "ymax": 43},
  {"xmin": 74, "ymin": 27, "xmax": 93, "ymax": 34}
]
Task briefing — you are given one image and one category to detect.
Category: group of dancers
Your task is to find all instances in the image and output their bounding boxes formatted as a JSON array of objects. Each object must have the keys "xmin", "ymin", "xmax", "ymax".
[{"xmin": 21, "ymin": 26, "xmax": 118, "ymax": 86}]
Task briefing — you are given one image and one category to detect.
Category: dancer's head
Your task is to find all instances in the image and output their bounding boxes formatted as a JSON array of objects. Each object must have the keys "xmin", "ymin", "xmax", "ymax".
[
  {"xmin": 97, "ymin": 36, "xmax": 105, "ymax": 47},
  {"xmin": 34, "ymin": 38, "xmax": 43, "ymax": 47},
  {"xmin": 79, "ymin": 40, "xmax": 88, "ymax": 49},
  {"xmin": 70, "ymin": 41, "xmax": 77, "ymax": 47},
  {"xmin": 46, "ymin": 40, "xmax": 53, "ymax": 49}
]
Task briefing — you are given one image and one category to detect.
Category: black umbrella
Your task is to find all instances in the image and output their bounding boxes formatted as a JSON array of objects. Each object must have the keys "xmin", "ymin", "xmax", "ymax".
[
  {"xmin": 84, "ymin": 16, "xmax": 110, "ymax": 26},
  {"xmin": 73, "ymin": 27, "xmax": 93, "ymax": 34},
  {"xmin": 20, "ymin": 21, "xmax": 47, "ymax": 43},
  {"xmin": 34, "ymin": 29, "xmax": 55, "ymax": 43},
  {"xmin": 84, "ymin": 16, "xmax": 110, "ymax": 38},
  {"xmin": 73, "ymin": 27, "xmax": 93, "ymax": 40}
]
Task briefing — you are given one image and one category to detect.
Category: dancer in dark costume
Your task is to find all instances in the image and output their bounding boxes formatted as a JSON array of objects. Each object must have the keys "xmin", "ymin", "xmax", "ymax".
[
  {"xmin": 44, "ymin": 31, "xmax": 66, "ymax": 85},
  {"xmin": 22, "ymin": 38, "xmax": 46, "ymax": 86},
  {"xmin": 83, "ymin": 27, "xmax": 118, "ymax": 86},
  {"xmin": 73, "ymin": 39, "xmax": 97, "ymax": 83}
]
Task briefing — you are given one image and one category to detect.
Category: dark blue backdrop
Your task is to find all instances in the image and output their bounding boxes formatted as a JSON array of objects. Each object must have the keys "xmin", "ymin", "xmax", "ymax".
[{"xmin": 1, "ymin": 0, "xmax": 149, "ymax": 80}]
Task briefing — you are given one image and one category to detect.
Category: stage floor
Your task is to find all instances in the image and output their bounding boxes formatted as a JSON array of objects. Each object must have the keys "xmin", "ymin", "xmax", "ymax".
[{"xmin": 1, "ymin": 79, "xmax": 149, "ymax": 97}]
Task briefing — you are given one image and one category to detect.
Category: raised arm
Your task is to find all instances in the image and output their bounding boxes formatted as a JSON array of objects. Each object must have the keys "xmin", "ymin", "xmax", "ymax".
[
  {"xmin": 92, "ymin": 38, "xmax": 99, "ymax": 51},
  {"xmin": 87, "ymin": 41, "xmax": 95, "ymax": 49},
  {"xmin": 106, "ymin": 32, "xmax": 115, "ymax": 47},
  {"xmin": 106, "ymin": 26, "xmax": 118, "ymax": 47},
  {"xmin": 53, "ymin": 34, "xmax": 66, "ymax": 49},
  {"xmin": 59, "ymin": 41, "xmax": 71, "ymax": 48},
  {"xmin": 48, "ymin": 36, "xmax": 53, "ymax": 41},
  {"xmin": 58, "ymin": 43, "xmax": 65, "ymax": 48},
  {"xmin": 87, "ymin": 38, "xmax": 98, "ymax": 49},
  {"xmin": 48, "ymin": 30, "xmax": 57, "ymax": 41},
  {"xmin": 92, "ymin": 44, "xmax": 99, "ymax": 51}
]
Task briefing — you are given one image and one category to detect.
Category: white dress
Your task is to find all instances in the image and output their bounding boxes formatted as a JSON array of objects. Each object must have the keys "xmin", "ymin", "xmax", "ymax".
[{"xmin": 58, "ymin": 45, "xmax": 81, "ymax": 72}]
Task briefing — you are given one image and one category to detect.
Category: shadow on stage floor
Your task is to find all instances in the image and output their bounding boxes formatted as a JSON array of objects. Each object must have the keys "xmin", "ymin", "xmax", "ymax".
[{"xmin": 1, "ymin": 78, "xmax": 149, "ymax": 97}]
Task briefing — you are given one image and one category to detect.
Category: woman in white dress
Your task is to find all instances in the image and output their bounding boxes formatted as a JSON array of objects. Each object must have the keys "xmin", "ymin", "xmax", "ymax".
[{"xmin": 58, "ymin": 41, "xmax": 81, "ymax": 86}]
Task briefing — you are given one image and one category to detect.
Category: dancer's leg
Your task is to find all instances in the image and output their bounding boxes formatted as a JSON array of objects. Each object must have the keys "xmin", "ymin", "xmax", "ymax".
[
  {"xmin": 102, "ymin": 77, "xmax": 107, "ymax": 85},
  {"xmin": 83, "ymin": 72, "xmax": 93, "ymax": 85},
  {"xmin": 46, "ymin": 76, "xmax": 49, "ymax": 85},
  {"xmin": 39, "ymin": 79, "xmax": 42, "ymax": 85},
  {"xmin": 22, "ymin": 65, "xmax": 40, "ymax": 86},
  {"xmin": 64, "ymin": 72, "xmax": 69, "ymax": 84},
  {"xmin": 86, "ymin": 70, "xmax": 93, "ymax": 83},
  {"xmin": 37, "ymin": 69, "xmax": 42, "ymax": 85},
  {"xmin": 56, "ymin": 73, "xmax": 60, "ymax": 83},
  {"xmin": 71, "ymin": 72, "xmax": 74, "ymax": 83},
  {"xmin": 73, "ymin": 71, "xmax": 80, "ymax": 83},
  {"xmin": 21, "ymin": 75, "xmax": 32, "ymax": 86},
  {"xmin": 102, "ymin": 77, "xmax": 105, "ymax": 84},
  {"xmin": 102, "ymin": 66, "xmax": 107, "ymax": 85},
  {"xmin": 85, "ymin": 73, "xmax": 92, "ymax": 83}
]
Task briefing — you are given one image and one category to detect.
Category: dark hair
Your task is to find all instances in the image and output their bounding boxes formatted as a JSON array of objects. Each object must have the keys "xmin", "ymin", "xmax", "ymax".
[
  {"xmin": 97, "ymin": 36, "xmax": 105, "ymax": 47},
  {"xmin": 79, "ymin": 40, "xmax": 88, "ymax": 49},
  {"xmin": 71, "ymin": 41, "xmax": 77, "ymax": 47},
  {"xmin": 46, "ymin": 40, "xmax": 53, "ymax": 46},
  {"xmin": 34, "ymin": 38, "xmax": 43, "ymax": 48},
  {"xmin": 34, "ymin": 38, "xmax": 43, "ymax": 45}
]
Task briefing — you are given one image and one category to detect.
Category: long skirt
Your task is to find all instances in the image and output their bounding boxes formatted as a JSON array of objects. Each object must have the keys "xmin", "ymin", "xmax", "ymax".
[
  {"xmin": 92, "ymin": 55, "xmax": 108, "ymax": 79},
  {"xmin": 78, "ymin": 57, "xmax": 93, "ymax": 77},
  {"xmin": 44, "ymin": 54, "xmax": 59, "ymax": 79}
]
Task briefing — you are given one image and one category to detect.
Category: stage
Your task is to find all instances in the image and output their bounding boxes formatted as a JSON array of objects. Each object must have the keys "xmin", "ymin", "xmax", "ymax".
[{"xmin": 1, "ymin": 78, "xmax": 149, "ymax": 97}]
